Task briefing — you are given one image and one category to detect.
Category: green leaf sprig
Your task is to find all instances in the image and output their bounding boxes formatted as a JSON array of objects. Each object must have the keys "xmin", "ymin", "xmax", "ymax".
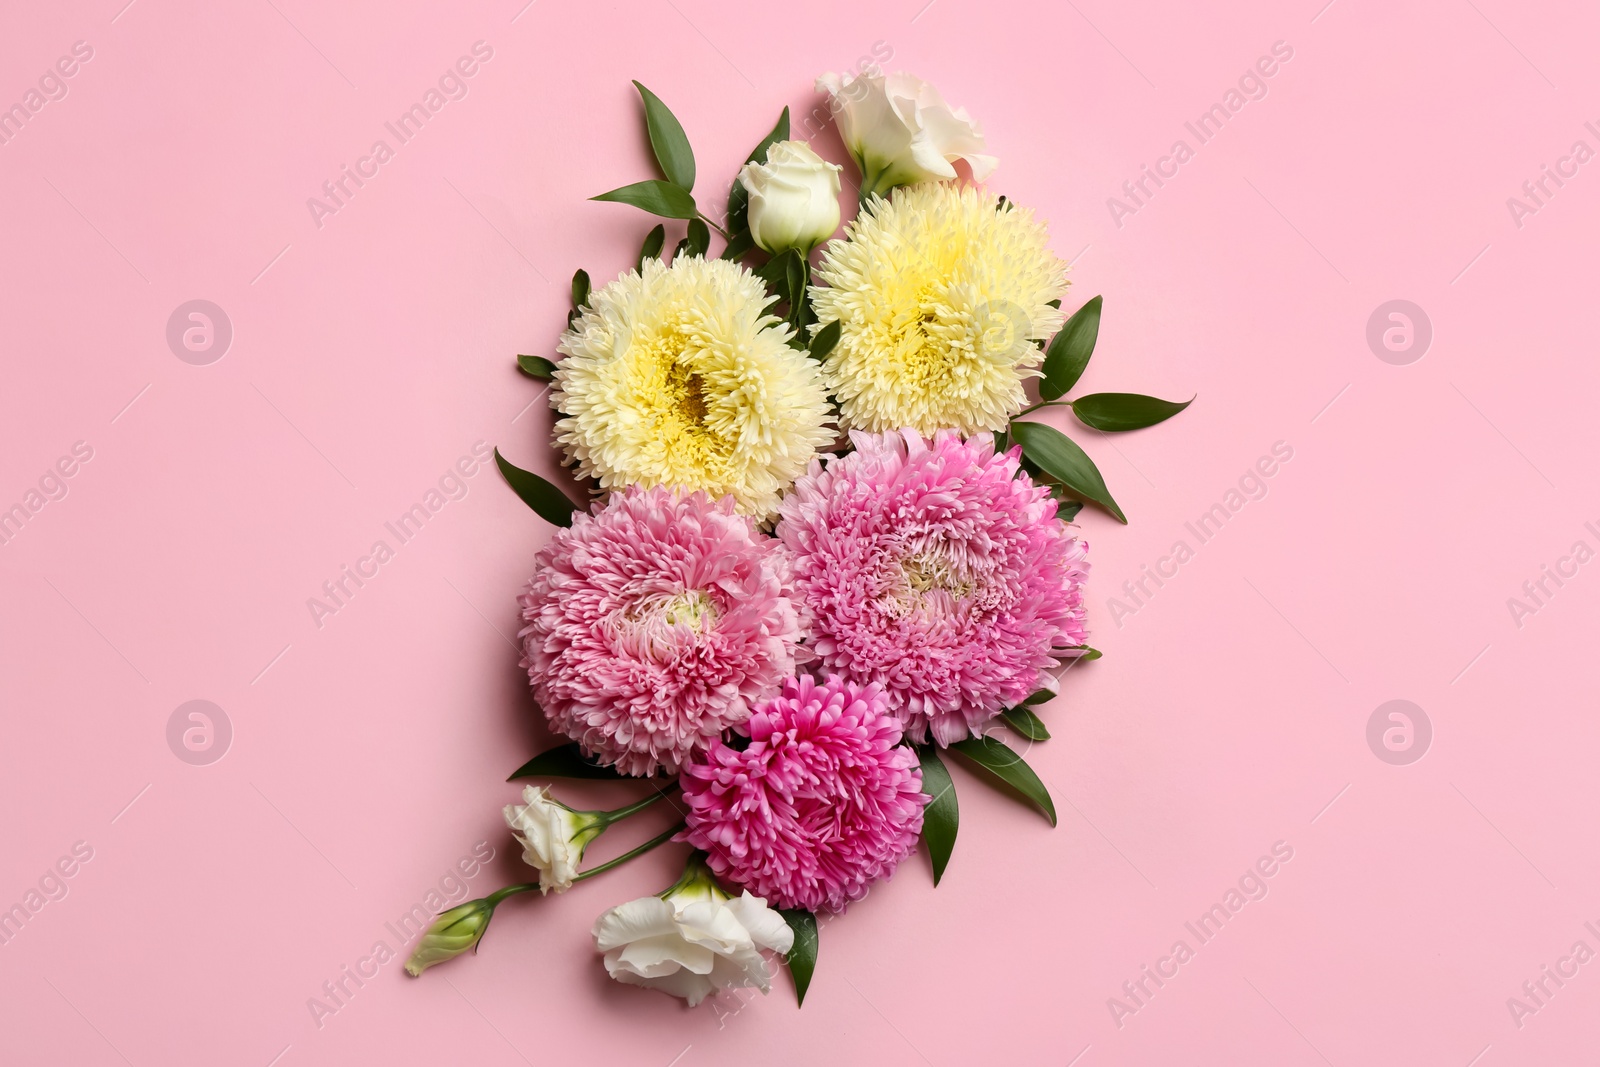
[
  {"xmin": 1009, "ymin": 295, "xmax": 1193, "ymax": 523},
  {"xmin": 591, "ymin": 83, "xmax": 728, "ymax": 241}
]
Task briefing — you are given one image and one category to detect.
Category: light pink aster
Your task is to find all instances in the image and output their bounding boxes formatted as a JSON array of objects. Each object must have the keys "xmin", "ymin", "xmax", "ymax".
[
  {"xmin": 517, "ymin": 486, "xmax": 801, "ymax": 777},
  {"xmin": 775, "ymin": 429, "xmax": 1090, "ymax": 746},
  {"xmin": 680, "ymin": 674, "xmax": 926, "ymax": 913}
]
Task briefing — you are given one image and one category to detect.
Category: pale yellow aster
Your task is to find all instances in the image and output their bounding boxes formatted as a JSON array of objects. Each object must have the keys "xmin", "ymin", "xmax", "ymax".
[
  {"xmin": 810, "ymin": 183, "xmax": 1070, "ymax": 435},
  {"xmin": 551, "ymin": 255, "xmax": 835, "ymax": 519}
]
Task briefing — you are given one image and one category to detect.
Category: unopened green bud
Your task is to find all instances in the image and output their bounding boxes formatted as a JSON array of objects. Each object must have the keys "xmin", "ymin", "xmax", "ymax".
[{"xmin": 404, "ymin": 898, "xmax": 495, "ymax": 977}]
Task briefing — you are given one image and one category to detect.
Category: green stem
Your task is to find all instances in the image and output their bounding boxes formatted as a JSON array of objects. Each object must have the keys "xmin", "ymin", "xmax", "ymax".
[
  {"xmin": 698, "ymin": 212, "xmax": 732, "ymax": 240},
  {"xmin": 791, "ymin": 258, "xmax": 811, "ymax": 334},
  {"xmin": 1013, "ymin": 400, "xmax": 1071, "ymax": 419},
  {"xmin": 486, "ymin": 882, "xmax": 539, "ymax": 906},
  {"xmin": 596, "ymin": 789, "xmax": 671, "ymax": 826},
  {"xmin": 658, "ymin": 850, "xmax": 713, "ymax": 898},
  {"xmin": 575, "ymin": 822, "xmax": 685, "ymax": 882},
  {"xmin": 858, "ymin": 159, "xmax": 891, "ymax": 202},
  {"xmin": 478, "ymin": 820, "xmax": 685, "ymax": 906}
]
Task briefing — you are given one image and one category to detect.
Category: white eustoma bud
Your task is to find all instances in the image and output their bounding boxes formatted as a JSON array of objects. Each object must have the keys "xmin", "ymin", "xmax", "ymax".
[
  {"xmin": 503, "ymin": 785, "xmax": 604, "ymax": 894},
  {"xmin": 814, "ymin": 70, "xmax": 997, "ymax": 198},
  {"xmin": 738, "ymin": 140, "xmax": 842, "ymax": 254}
]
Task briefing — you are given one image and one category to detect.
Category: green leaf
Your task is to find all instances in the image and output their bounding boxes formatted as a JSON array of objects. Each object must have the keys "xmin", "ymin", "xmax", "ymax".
[
  {"xmin": 992, "ymin": 426, "xmax": 1009, "ymax": 455},
  {"xmin": 754, "ymin": 252, "xmax": 785, "ymax": 287},
  {"xmin": 916, "ymin": 746, "xmax": 958, "ymax": 885},
  {"xmin": 1023, "ymin": 689, "xmax": 1054, "ymax": 706},
  {"xmin": 516, "ymin": 355, "xmax": 556, "ymax": 380},
  {"xmin": 948, "ymin": 735, "xmax": 1056, "ymax": 826},
  {"xmin": 1010, "ymin": 421, "xmax": 1126, "ymax": 524},
  {"xmin": 632, "ymin": 81, "xmax": 695, "ymax": 191},
  {"xmin": 637, "ymin": 224, "xmax": 665, "ymax": 271},
  {"xmin": 757, "ymin": 248, "xmax": 804, "ymax": 309},
  {"xmin": 1002, "ymin": 706, "xmax": 1051, "ymax": 741},
  {"xmin": 1041, "ymin": 295, "xmax": 1102, "ymax": 401},
  {"xmin": 779, "ymin": 909, "xmax": 818, "ymax": 1006},
  {"xmin": 571, "ymin": 269, "xmax": 590, "ymax": 311},
  {"xmin": 750, "ymin": 107, "xmax": 791, "ymax": 160},
  {"xmin": 592, "ymin": 180, "xmax": 698, "ymax": 220},
  {"xmin": 1072, "ymin": 392, "xmax": 1193, "ymax": 432},
  {"xmin": 684, "ymin": 217, "xmax": 710, "ymax": 258},
  {"xmin": 727, "ymin": 185, "xmax": 750, "ymax": 237},
  {"xmin": 493, "ymin": 448, "xmax": 579, "ymax": 528},
  {"xmin": 508, "ymin": 742, "xmax": 625, "ymax": 781},
  {"xmin": 809, "ymin": 320, "xmax": 841, "ymax": 361},
  {"xmin": 1069, "ymin": 645, "xmax": 1103, "ymax": 661},
  {"xmin": 1020, "ymin": 455, "xmax": 1082, "ymax": 516},
  {"xmin": 728, "ymin": 107, "xmax": 790, "ymax": 233},
  {"xmin": 720, "ymin": 230, "xmax": 755, "ymax": 260}
]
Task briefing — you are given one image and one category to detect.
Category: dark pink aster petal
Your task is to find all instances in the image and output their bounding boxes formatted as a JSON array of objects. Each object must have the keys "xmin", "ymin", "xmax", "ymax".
[{"xmin": 680, "ymin": 675, "xmax": 926, "ymax": 913}]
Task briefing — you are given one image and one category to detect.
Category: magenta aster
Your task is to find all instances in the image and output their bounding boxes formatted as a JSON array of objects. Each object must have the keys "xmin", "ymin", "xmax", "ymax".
[
  {"xmin": 680, "ymin": 674, "xmax": 926, "ymax": 913},
  {"xmin": 775, "ymin": 429, "xmax": 1089, "ymax": 746},
  {"xmin": 517, "ymin": 486, "xmax": 801, "ymax": 777}
]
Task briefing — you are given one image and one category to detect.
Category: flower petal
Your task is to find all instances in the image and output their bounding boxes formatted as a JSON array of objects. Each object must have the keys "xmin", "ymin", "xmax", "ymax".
[
  {"xmin": 593, "ymin": 896, "xmax": 677, "ymax": 950},
  {"xmin": 610, "ymin": 965, "xmax": 720, "ymax": 1006},
  {"xmin": 613, "ymin": 935, "xmax": 717, "ymax": 978},
  {"xmin": 724, "ymin": 893, "xmax": 795, "ymax": 954}
]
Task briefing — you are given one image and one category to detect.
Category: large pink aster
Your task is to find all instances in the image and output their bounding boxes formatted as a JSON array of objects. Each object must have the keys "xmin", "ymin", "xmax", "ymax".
[
  {"xmin": 518, "ymin": 486, "xmax": 801, "ymax": 777},
  {"xmin": 775, "ymin": 429, "xmax": 1089, "ymax": 746},
  {"xmin": 680, "ymin": 674, "xmax": 926, "ymax": 913}
]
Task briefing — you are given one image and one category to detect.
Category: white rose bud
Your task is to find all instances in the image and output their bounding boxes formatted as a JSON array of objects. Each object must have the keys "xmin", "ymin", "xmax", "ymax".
[
  {"xmin": 738, "ymin": 140, "xmax": 842, "ymax": 254},
  {"xmin": 591, "ymin": 856, "xmax": 794, "ymax": 1006},
  {"xmin": 503, "ymin": 785, "xmax": 605, "ymax": 894},
  {"xmin": 814, "ymin": 70, "xmax": 997, "ymax": 198}
]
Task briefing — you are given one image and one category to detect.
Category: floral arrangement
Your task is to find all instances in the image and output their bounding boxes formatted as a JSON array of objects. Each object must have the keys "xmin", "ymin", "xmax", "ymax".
[{"xmin": 406, "ymin": 69, "xmax": 1189, "ymax": 1006}]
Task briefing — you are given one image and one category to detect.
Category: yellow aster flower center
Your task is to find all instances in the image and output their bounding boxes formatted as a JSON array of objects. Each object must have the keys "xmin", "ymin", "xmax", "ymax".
[
  {"xmin": 661, "ymin": 589, "xmax": 718, "ymax": 630},
  {"xmin": 901, "ymin": 552, "xmax": 976, "ymax": 600},
  {"xmin": 669, "ymin": 365, "xmax": 710, "ymax": 425},
  {"xmin": 553, "ymin": 256, "xmax": 835, "ymax": 519},
  {"xmin": 880, "ymin": 550, "xmax": 984, "ymax": 618},
  {"xmin": 897, "ymin": 306, "xmax": 960, "ymax": 388},
  {"xmin": 627, "ymin": 329, "xmax": 730, "ymax": 482},
  {"xmin": 619, "ymin": 588, "xmax": 719, "ymax": 637},
  {"xmin": 810, "ymin": 183, "xmax": 1069, "ymax": 435},
  {"xmin": 895, "ymin": 299, "xmax": 1030, "ymax": 391}
]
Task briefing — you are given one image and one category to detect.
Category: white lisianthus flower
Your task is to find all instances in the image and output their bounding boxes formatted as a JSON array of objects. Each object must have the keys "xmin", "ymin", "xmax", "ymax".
[
  {"xmin": 815, "ymin": 70, "xmax": 997, "ymax": 198},
  {"xmin": 503, "ymin": 785, "xmax": 605, "ymax": 894},
  {"xmin": 592, "ymin": 857, "xmax": 794, "ymax": 1006},
  {"xmin": 739, "ymin": 140, "xmax": 842, "ymax": 254}
]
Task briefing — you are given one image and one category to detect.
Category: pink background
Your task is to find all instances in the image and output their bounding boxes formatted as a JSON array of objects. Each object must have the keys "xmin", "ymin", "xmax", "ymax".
[{"xmin": 3, "ymin": 0, "xmax": 1598, "ymax": 1063}]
